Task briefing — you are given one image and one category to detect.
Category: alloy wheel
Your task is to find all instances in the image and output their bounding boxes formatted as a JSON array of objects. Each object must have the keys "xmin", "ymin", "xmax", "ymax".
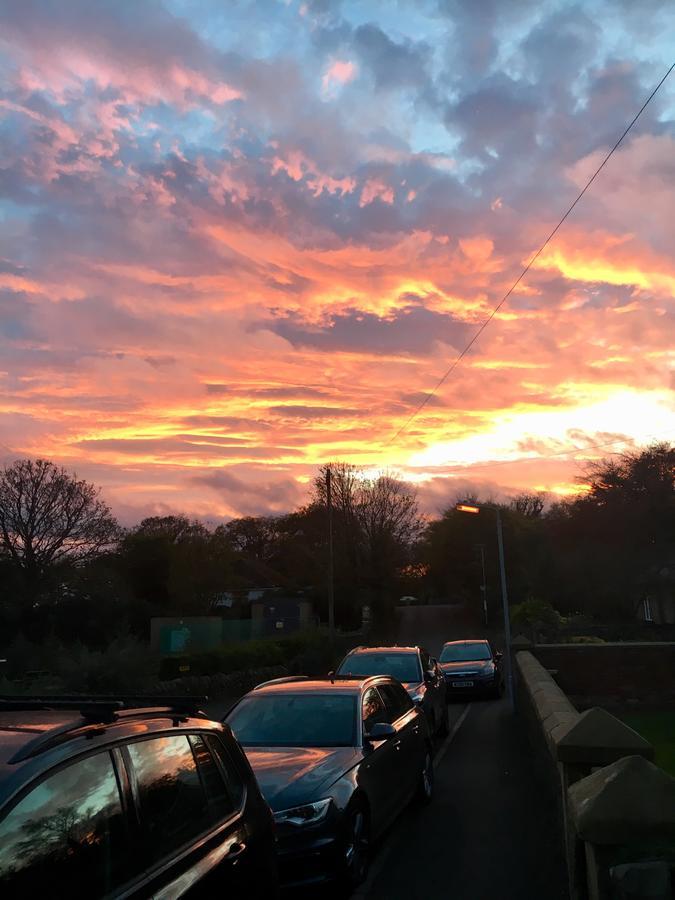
[{"xmin": 343, "ymin": 806, "xmax": 369, "ymax": 885}]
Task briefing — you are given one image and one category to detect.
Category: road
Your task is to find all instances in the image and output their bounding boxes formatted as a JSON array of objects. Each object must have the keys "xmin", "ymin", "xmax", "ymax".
[{"xmin": 352, "ymin": 604, "xmax": 569, "ymax": 900}]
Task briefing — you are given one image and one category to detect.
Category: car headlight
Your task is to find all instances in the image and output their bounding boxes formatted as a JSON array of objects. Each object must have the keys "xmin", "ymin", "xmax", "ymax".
[{"xmin": 273, "ymin": 798, "xmax": 332, "ymax": 827}]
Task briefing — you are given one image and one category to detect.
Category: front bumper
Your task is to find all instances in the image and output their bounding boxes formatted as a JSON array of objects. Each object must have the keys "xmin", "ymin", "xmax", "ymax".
[
  {"xmin": 444, "ymin": 674, "xmax": 498, "ymax": 695},
  {"xmin": 275, "ymin": 818, "xmax": 342, "ymax": 886}
]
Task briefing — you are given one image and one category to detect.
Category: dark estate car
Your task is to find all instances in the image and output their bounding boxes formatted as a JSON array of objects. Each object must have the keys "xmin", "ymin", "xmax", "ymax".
[
  {"xmin": 333, "ymin": 646, "xmax": 449, "ymax": 737},
  {"xmin": 225, "ymin": 674, "xmax": 434, "ymax": 888},
  {"xmin": 439, "ymin": 640, "xmax": 503, "ymax": 698},
  {"xmin": 0, "ymin": 697, "xmax": 278, "ymax": 898}
]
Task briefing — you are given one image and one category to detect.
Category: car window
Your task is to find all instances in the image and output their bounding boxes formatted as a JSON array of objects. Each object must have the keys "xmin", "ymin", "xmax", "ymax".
[
  {"xmin": 204, "ymin": 734, "xmax": 246, "ymax": 808},
  {"xmin": 378, "ymin": 683, "xmax": 415, "ymax": 722},
  {"xmin": 127, "ymin": 735, "xmax": 216, "ymax": 862},
  {"xmin": 362, "ymin": 687, "xmax": 389, "ymax": 731},
  {"xmin": 189, "ymin": 734, "xmax": 237, "ymax": 820},
  {"xmin": 227, "ymin": 694, "xmax": 356, "ymax": 747},
  {"xmin": 439, "ymin": 643, "xmax": 492, "ymax": 662},
  {"xmin": 337, "ymin": 652, "xmax": 422, "ymax": 683},
  {"xmin": 0, "ymin": 751, "xmax": 130, "ymax": 897}
]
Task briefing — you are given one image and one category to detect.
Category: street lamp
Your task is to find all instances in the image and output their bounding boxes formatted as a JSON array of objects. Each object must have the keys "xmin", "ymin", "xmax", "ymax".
[{"xmin": 456, "ymin": 502, "xmax": 514, "ymax": 710}]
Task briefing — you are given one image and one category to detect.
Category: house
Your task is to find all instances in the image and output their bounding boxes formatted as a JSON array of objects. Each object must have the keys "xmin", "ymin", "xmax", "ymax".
[{"xmin": 636, "ymin": 563, "xmax": 675, "ymax": 625}]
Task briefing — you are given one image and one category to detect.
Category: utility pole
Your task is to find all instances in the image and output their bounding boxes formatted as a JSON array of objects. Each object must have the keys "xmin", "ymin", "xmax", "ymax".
[
  {"xmin": 326, "ymin": 467, "xmax": 335, "ymax": 642},
  {"xmin": 476, "ymin": 543, "xmax": 488, "ymax": 626},
  {"xmin": 495, "ymin": 508, "xmax": 514, "ymax": 709}
]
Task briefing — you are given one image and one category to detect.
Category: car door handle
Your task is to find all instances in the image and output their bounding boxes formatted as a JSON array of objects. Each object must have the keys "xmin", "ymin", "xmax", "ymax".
[{"xmin": 226, "ymin": 842, "xmax": 247, "ymax": 860}]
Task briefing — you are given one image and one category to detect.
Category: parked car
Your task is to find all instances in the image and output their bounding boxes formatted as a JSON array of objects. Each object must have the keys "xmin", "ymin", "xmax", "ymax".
[
  {"xmin": 438, "ymin": 640, "xmax": 503, "ymax": 698},
  {"xmin": 0, "ymin": 696, "xmax": 279, "ymax": 898},
  {"xmin": 225, "ymin": 674, "xmax": 434, "ymax": 888},
  {"xmin": 333, "ymin": 645, "xmax": 449, "ymax": 737}
]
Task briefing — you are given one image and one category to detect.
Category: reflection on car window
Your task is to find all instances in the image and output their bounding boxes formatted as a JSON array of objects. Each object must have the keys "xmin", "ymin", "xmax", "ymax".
[
  {"xmin": 189, "ymin": 734, "xmax": 236, "ymax": 820},
  {"xmin": 205, "ymin": 734, "xmax": 245, "ymax": 808},
  {"xmin": 227, "ymin": 694, "xmax": 356, "ymax": 747},
  {"xmin": 362, "ymin": 687, "xmax": 388, "ymax": 731},
  {"xmin": 439, "ymin": 643, "xmax": 492, "ymax": 662},
  {"xmin": 0, "ymin": 751, "xmax": 129, "ymax": 897},
  {"xmin": 337, "ymin": 652, "xmax": 422, "ymax": 683},
  {"xmin": 378, "ymin": 683, "xmax": 414, "ymax": 721},
  {"xmin": 128, "ymin": 735, "xmax": 213, "ymax": 861}
]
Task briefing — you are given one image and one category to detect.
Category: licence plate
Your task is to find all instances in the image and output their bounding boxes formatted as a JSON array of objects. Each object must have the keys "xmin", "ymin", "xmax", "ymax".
[{"xmin": 452, "ymin": 680, "xmax": 473, "ymax": 687}]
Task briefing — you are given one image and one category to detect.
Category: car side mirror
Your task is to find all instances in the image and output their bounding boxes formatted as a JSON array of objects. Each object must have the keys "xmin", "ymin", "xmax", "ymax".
[
  {"xmin": 365, "ymin": 722, "xmax": 396, "ymax": 742},
  {"xmin": 327, "ymin": 670, "xmax": 335, "ymax": 678}
]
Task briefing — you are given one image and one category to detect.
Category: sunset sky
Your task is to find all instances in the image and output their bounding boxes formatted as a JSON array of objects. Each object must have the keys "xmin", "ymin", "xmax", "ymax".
[{"xmin": 1, "ymin": 0, "xmax": 674, "ymax": 523}]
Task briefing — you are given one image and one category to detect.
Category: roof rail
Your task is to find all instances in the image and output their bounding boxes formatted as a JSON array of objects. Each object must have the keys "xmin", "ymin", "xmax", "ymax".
[
  {"xmin": 0, "ymin": 695, "xmax": 208, "ymax": 716},
  {"xmin": 253, "ymin": 676, "xmax": 309, "ymax": 690},
  {"xmin": 1, "ymin": 696, "xmax": 210, "ymax": 764}
]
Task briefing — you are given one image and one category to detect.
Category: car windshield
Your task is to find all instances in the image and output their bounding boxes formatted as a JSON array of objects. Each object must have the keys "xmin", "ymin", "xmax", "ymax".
[
  {"xmin": 226, "ymin": 694, "xmax": 356, "ymax": 747},
  {"xmin": 336, "ymin": 652, "xmax": 422, "ymax": 683},
  {"xmin": 440, "ymin": 643, "xmax": 492, "ymax": 662}
]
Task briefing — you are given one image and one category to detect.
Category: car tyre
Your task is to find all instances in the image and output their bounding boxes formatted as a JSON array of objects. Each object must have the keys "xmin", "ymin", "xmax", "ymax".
[
  {"xmin": 416, "ymin": 747, "xmax": 434, "ymax": 805},
  {"xmin": 337, "ymin": 800, "xmax": 370, "ymax": 889}
]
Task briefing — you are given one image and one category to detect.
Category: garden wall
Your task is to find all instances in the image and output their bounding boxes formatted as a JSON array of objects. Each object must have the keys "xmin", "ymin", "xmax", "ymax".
[{"xmin": 530, "ymin": 643, "xmax": 675, "ymax": 707}]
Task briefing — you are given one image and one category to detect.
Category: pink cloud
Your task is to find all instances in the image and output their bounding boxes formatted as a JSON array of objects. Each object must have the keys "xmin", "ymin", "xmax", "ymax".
[
  {"xmin": 359, "ymin": 178, "xmax": 395, "ymax": 207},
  {"xmin": 321, "ymin": 59, "xmax": 357, "ymax": 96}
]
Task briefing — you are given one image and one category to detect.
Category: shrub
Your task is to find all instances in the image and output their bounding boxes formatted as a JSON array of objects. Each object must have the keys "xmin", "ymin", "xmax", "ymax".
[
  {"xmin": 511, "ymin": 597, "xmax": 563, "ymax": 630},
  {"xmin": 0, "ymin": 633, "xmax": 159, "ymax": 694},
  {"xmin": 187, "ymin": 640, "xmax": 285, "ymax": 677}
]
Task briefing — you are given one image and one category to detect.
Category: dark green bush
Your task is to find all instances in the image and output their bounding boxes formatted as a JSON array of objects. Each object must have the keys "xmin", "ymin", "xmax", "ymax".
[{"xmin": 0, "ymin": 633, "xmax": 160, "ymax": 694}]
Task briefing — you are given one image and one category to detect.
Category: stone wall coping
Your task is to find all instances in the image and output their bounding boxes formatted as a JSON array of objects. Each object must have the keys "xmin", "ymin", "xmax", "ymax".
[
  {"xmin": 555, "ymin": 707, "xmax": 655, "ymax": 765},
  {"xmin": 516, "ymin": 651, "xmax": 579, "ymax": 754},
  {"xmin": 568, "ymin": 755, "xmax": 675, "ymax": 845}
]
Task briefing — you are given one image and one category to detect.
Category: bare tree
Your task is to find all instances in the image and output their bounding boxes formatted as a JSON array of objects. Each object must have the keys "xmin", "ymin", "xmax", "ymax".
[
  {"xmin": 510, "ymin": 492, "xmax": 545, "ymax": 518},
  {"xmin": 358, "ymin": 474, "xmax": 422, "ymax": 548},
  {"xmin": 0, "ymin": 459, "xmax": 120, "ymax": 585}
]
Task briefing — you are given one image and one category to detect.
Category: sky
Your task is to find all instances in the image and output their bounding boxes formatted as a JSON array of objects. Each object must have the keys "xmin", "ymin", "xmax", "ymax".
[{"xmin": 0, "ymin": 0, "xmax": 674, "ymax": 524}]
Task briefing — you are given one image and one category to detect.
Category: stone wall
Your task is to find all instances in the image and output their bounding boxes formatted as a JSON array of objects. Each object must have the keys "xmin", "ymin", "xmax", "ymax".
[
  {"xmin": 146, "ymin": 664, "xmax": 288, "ymax": 699},
  {"xmin": 514, "ymin": 650, "xmax": 672, "ymax": 899},
  {"xmin": 530, "ymin": 643, "xmax": 675, "ymax": 707}
]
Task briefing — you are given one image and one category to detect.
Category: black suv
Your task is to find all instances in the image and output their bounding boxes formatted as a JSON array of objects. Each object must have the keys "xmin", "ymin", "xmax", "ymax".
[
  {"xmin": 334, "ymin": 646, "xmax": 449, "ymax": 737},
  {"xmin": 0, "ymin": 696, "xmax": 278, "ymax": 898},
  {"xmin": 225, "ymin": 674, "xmax": 434, "ymax": 888}
]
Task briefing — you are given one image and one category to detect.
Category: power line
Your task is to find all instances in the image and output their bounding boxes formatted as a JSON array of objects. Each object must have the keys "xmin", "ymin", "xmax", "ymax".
[{"xmin": 387, "ymin": 60, "xmax": 675, "ymax": 446}]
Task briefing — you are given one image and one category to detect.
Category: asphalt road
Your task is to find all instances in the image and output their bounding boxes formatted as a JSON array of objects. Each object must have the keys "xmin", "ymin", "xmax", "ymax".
[{"xmin": 351, "ymin": 604, "xmax": 569, "ymax": 900}]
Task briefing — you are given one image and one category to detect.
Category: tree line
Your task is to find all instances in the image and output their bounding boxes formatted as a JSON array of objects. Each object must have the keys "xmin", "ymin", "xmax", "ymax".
[{"xmin": 0, "ymin": 443, "xmax": 673, "ymax": 650}]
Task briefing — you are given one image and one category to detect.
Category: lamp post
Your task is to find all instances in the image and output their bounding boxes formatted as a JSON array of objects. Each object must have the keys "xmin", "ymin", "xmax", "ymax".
[
  {"xmin": 457, "ymin": 503, "xmax": 514, "ymax": 710},
  {"xmin": 326, "ymin": 467, "xmax": 335, "ymax": 643},
  {"xmin": 475, "ymin": 543, "xmax": 487, "ymax": 626}
]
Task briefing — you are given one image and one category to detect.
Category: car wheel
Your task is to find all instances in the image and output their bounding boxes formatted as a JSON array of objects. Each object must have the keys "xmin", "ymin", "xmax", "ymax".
[
  {"xmin": 338, "ymin": 801, "xmax": 370, "ymax": 889},
  {"xmin": 437, "ymin": 703, "xmax": 450, "ymax": 737},
  {"xmin": 416, "ymin": 748, "xmax": 434, "ymax": 805}
]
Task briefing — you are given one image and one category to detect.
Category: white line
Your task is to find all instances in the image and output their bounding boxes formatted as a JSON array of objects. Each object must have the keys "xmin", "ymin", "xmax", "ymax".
[
  {"xmin": 351, "ymin": 703, "xmax": 471, "ymax": 899},
  {"xmin": 434, "ymin": 702, "xmax": 471, "ymax": 770}
]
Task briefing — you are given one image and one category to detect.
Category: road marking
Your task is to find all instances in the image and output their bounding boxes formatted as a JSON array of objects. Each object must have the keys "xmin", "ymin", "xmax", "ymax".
[
  {"xmin": 434, "ymin": 702, "xmax": 471, "ymax": 770},
  {"xmin": 351, "ymin": 703, "xmax": 471, "ymax": 899}
]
